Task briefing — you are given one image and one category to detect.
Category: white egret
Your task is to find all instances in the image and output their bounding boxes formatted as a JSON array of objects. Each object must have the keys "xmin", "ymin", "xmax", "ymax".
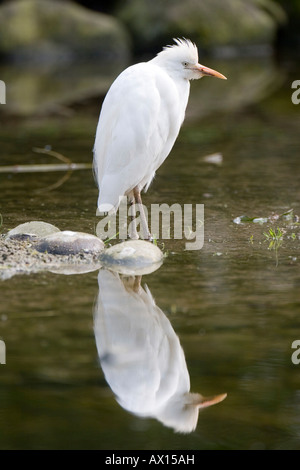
[{"xmin": 93, "ymin": 38, "xmax": 226, "ymax": 239}]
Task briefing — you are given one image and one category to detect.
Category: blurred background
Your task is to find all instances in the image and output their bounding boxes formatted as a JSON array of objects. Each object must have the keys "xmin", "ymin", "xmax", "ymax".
[{"xmin": 0, "ymin": 0, "xmax": 299, "ymax": 117}]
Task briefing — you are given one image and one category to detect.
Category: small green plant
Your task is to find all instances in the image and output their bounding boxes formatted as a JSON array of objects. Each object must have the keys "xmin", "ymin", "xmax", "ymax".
[
  {"xmin": 263, "ymin": 227, "xmax": 283, "ymax": 248},
  {"xmin": 104, "ymin": 232, "xmax": 119, "ymax": 244},
  {"xmin": 152, "ymin": 234, "xmax": 158, "ymax": 246},
  {"xmin": 151, "ymin": 236, "xmax": 168, "ymax": 256},
  {"xmin": 263, "ymin": 227, "xmax": 284, "ymax": 267}
]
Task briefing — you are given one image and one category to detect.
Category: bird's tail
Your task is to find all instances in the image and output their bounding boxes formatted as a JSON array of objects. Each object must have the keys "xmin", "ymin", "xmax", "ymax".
[{"xmin": 97, "ymin": 176, "xmax": 124, "ymax": 215}]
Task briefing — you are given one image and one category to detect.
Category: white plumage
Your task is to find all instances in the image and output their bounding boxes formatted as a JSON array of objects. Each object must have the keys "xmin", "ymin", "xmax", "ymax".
[
  {"xmin": 93, "ymin": 38, "xmax": 226, "ymax": 236},
  {"xmin": 94, "ymin": 270, "xmax": 226, "ymax": 433}
]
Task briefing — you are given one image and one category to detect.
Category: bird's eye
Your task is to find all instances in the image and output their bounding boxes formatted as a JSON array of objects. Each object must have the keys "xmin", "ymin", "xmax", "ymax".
[{"xmin": 183, "ymin": 62, "xmax": 188, "ymax": 67}]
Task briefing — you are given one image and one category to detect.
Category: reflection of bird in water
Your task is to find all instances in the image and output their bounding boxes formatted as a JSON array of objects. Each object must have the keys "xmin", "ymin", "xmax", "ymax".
[{"xmin": 94, "ymin": 270, "xmax": 226, "ymax": 433}]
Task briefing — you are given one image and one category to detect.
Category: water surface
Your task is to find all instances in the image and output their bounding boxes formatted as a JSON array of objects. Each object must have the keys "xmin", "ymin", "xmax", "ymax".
[{"xmin": 0, "ymin": 57, "xmax": 300, "ymax": 450}]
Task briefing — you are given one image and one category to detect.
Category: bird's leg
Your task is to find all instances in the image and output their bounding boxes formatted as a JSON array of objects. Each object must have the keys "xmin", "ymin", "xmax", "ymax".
[
  {"xmin": 128, "ymin": 193, "xmax": 139, "ymax": 240},
  {"xmin": 133, "ymin": 186, "xmax": 152, "ymax": 241},
  {"xmin": 133, "ymin": 275, "xmax": 142, "ymax": 293},
  {"xmin": 122, "ymin": 275, "xmax": 142, "ymax": 293}
]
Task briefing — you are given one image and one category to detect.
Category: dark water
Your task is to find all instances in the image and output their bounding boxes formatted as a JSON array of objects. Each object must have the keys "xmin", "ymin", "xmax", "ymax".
[{"xmin": 1, "ymin": 56, "xmax": 300, "ymax": 450}]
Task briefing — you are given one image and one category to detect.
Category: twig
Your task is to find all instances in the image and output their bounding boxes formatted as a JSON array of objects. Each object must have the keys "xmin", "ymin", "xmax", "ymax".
[
  {"xmin": 0, "ymin": 146, "xmax": 92, "ymax": 193},
  {"xmin": 0, "ymin": 163, "xmax": 92, "ymax": 173}
]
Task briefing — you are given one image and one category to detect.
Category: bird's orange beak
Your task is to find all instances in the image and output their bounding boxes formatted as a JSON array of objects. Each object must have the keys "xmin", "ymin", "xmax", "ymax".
[{"xmin": 196, "ymin": 64, "xmax": 227, "ymax": 80}]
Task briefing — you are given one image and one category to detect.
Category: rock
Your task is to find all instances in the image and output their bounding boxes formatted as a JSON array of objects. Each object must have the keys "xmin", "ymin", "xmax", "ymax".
[
  {"xmin": 0, "ymin": 233, "xmax": 103, "ymax": 279},
  {"xmin": 0, "ymin": 0, "xmax": 131, "ymax": 116},
  {"xmin": 100, "ymin": 240, "xmax": 164, "ymax": 275},
  {"xmin": 0, "ymin": 0, "xmax": 130, "ymax": 65},
  {"xmin": 116, "ymin": 0, "xmax": 285, "ymax": 53},
  {"xmin": 35, "ymin": 231, "xmax": 104, "ymax": 255},
  {"xmin": 6, "ymin": 221, "xmax": 60, "ymax": 241}
]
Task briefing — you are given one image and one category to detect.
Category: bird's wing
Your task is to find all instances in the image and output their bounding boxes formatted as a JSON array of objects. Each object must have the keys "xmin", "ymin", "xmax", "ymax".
[{"xmin": 93, "ymin": 63, "xmax": 181, "ymax": 212}]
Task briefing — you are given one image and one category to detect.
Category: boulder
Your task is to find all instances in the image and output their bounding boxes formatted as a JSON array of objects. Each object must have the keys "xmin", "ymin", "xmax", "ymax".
[
  {"xmin": 35, "ymin": 230, "xmax": 104, "ymax": 255},
  {"xmin": 0, "ymin": 0, "xmax": 130, "ymax": 64},
  {"xmin": 0, "ymin": 0, "xmax": 131, "ymax": 115},
  {"xmin": 116, "ymin": 0, "xmax": 285, "ymax": 53}
]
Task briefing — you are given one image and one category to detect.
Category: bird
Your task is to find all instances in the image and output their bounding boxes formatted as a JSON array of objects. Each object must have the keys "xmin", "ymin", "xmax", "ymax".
[
  {"xmin": 93, "ymin": 38, "xmax": 226, "ymax": 240},
  {"xmin": 94, "ymin": 270, "xmax": 227, "ymax": 433}
]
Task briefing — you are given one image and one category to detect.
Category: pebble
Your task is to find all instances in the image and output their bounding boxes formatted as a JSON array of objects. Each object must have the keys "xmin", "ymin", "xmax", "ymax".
[{"xmin": 6, "ymin": 221, "xmax": 60, "ymax": 240}]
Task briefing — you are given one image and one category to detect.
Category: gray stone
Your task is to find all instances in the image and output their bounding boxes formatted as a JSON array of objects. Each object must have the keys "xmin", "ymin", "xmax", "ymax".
[
  {"xmin": 6, "ymin": 221, "xmax": 60, "ymax": 240},
  {"xmin": 0, "ymin": 0, "xmax": 130, "ymax": 64},
  {"xmin": 35, "ymin": 231, "xmax": 104, "ymax": 255},
  {"xmin": 0, "ymin": 0, "xmax": 131, "ymax": 116},
  {"xmin": 100, "ymin": 240, "xmax": 164, "ymax": 275}
]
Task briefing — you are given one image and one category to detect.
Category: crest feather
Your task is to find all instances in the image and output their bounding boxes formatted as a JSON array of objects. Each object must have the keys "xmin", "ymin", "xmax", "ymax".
[{"xmin": 156, "ymin": 38, "xmax": 198, "ymax": 63}]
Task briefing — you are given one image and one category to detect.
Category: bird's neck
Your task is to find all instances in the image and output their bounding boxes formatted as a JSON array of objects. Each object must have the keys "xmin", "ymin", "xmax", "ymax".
[{"xmin": 149, "ymin": 58, "xmax": 190, "ymax": 117}]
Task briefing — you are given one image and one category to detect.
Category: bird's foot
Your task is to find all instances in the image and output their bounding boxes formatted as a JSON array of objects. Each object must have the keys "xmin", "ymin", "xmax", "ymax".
[
  {"xmin": 129, "ymin": 232, "xmax": 139, "ymax": 240},
  {"xmin": 142, "ymin": 233, "xmax": 154, "ymax": 242}
]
